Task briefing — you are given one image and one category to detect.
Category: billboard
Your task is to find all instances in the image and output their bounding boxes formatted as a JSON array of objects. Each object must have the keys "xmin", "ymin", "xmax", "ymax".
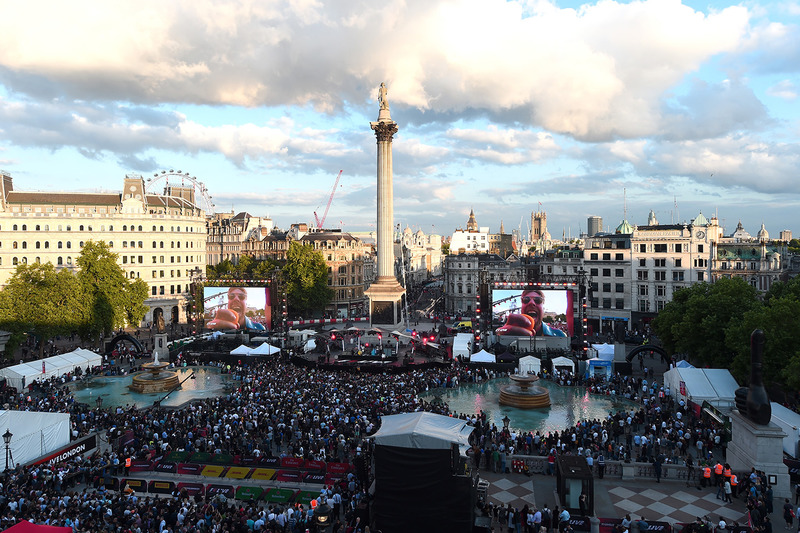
[
  {"xmin": 203, "ymin": 286, "xmax": 271, "ymax": 332},
  {"xmin": 492, "ymin": 288, "xmax": 573, "ymax": 337}
]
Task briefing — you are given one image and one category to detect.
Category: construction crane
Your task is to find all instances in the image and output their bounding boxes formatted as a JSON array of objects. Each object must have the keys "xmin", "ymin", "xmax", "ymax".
[{"xmin": 314, "ymin": 170, "xmax": 343, "ymax": 229}]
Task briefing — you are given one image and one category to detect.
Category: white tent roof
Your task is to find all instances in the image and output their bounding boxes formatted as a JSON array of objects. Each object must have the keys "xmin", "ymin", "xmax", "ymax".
[
  {"xmin": 303, "ymin": 339, "xmax": 317, "ymax": 353},
  {"xmin": 591, "ymin": 343, "xmax": 615, "ymax": 361},
  {"xmin": 518, "ymin": 355, "xmax": 540, "ymax": 375},
  {"xmin": 0, "ymin": 410, "xmax": 70, "ymax": 466},
  {"xmin": 230, "ymin": 344, "xmax": 252, "ymax": 355},
  {"xmin": 551, "ymin": 356, "xmax": 575, "ymax": 372},
  {"xmin": 664, "ymin": 367, "xmax": 738, "ymax": 403},
  {"xmin": 371, "ymin": 412, "xmax": 474, "ymax": 450},
  {"xmin": 469, "ymin": 349, "xmax": 495, "ymax": 363},
  {"xmin": 0, "ymin": 349, "xmax": 102, "ymax": 391},
  {"xmin": 249, "ymin": 342, "xmax": 280, "ymax": 355}
]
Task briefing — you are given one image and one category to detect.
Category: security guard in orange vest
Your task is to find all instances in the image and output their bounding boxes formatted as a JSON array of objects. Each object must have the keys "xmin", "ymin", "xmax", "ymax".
[
  {"xmin": 702, "ymin": 465, "xmax": 712, "ymax": 488},
  {"xmin": 125, "ymin": 456, "xmax": 132, "ymax": 475},
  {"xmin": 714, "ymin": 462, "xmax": 724, "ymax": 485},
  {"xmin": 723, "ymin": 465, "xmax": 732, "ymax": 479},
  {"xmin": 730, "ymin": 473, "xmax": 738, "ymax": 498}
]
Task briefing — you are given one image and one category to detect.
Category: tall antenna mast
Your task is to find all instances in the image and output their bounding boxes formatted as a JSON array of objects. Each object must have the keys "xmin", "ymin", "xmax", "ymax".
[
  {"xmin": 673, "ymin": 196, "xmax": 678, "ymax": 224},
  {"xmin": 623, "ymin": 188, "xmax": 627, "ymax": 220}
]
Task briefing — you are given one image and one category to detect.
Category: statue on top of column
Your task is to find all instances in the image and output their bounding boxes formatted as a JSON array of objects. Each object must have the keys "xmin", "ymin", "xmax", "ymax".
[{"xmin": 378, "ymin": 82, "xmax": 389, "ymax": 110}]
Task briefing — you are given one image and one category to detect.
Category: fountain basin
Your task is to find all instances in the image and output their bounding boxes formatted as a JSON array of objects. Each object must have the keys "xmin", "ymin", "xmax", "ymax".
[
  {"xmin": 128, "ymin": 361, "xmax": 180, "ymax": 393},
  {"xmin": 499, "ymin": 374, "xmax": 551, "ymax": 408}
]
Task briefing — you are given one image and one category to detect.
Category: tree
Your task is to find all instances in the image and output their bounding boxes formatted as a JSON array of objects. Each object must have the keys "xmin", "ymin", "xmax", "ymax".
[
  {"xmin": 76, "ymin": 241, "xmax": 148, "ymax": 340},
  {"xmin": 282, "ymin": 241, "xmax": 333, "ymax": 316},
  {"xmin": 652, "ymin": 277, "xmax": 760, "ymax": 368},
  {"xmin": 0, "ymin": 263, "xmax": 86, "ymax": 357}
]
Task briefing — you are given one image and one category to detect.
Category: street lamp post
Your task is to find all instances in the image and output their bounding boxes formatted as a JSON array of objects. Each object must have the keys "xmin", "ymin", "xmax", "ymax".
[
  {"xmin": 3, "ymin": 428, "xmax": 12, "ymax": 472},
  {"xmin": 315, "ymin": 501, "xmax": 332, "ymax": 532}
]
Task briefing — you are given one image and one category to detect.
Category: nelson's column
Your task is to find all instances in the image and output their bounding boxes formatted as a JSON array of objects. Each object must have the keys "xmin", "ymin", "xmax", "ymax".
[{"xmin": 365, "ymin": 82, "xmax": 406, "ymax": 326}]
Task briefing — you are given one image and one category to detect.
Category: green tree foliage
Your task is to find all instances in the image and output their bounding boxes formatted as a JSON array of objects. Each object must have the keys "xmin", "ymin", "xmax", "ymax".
[
  {"xmin": 0, "ymin": 263, "xmax": 86, "ymax": 357},
  {"xmin": 655, "ymin": 274, "xmax": 800, "ymax": 391},
  {"xmin": 76, "ymin": 241, "xmax": 148, "ymax": 339},
  {"xmin": 788, "ymin": 239, "xmax": 800, "ymax": 254},
  {"xmin": 652, "ymin": 277, "xmax": 759, "ymax": 368},
  {"xmin": 282, "ymin": 241, "xmax": 332, "ymax": 316}
]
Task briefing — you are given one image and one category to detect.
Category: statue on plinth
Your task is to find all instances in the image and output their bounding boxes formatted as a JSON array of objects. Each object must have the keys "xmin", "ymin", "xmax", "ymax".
[{"xmin": 378, "ymin": 82, "xmax": 389, "ymax": 110}]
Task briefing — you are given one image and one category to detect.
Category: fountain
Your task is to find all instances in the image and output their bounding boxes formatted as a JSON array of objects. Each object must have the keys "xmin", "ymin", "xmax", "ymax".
[
  {"xmin": 499, "ymin": 373, "xmax": 551, "ymax": 408},
  {"xmin": 129, "ymin": 352, "xmax": 180, "ymax": 393}
]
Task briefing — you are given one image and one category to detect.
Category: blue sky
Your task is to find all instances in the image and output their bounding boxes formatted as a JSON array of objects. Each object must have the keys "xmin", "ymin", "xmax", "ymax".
[{"xmin": 0, "ymin": 0, "xmax": 798, "ymax": 240}]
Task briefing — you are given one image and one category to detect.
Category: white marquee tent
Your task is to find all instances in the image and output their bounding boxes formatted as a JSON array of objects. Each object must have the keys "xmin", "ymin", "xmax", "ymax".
[
  {"xmin": 469, "ymin": 350, "xmax": 495, "ymax": 363},
  {"xmin": 249, "ymin": 342, "xmax": 280, "ymax": 355},
  {"xmin": 0, "ymin": 410, "xmax": 70, "ymax": 466},
  {"xmin": 591, "ymin": 343, "xmax": 615, "ymax": 361},
  {"xmin": 518, "ymin": 355, "xmax": 541, "ymax": 375},
  {"xmin": 663, "ymin": 367, "xmax": 739, "ymax": 411},
  {"xmin": 0, "ymin": 349, "xmax": 102, "ymax": 391},
  {"xmin": 229, "ymin": 344, "xmax": 252, "ymax": 355},
  {"xmin": 551, "ymin": 356, "xmax": 575, "ymax": 373}
]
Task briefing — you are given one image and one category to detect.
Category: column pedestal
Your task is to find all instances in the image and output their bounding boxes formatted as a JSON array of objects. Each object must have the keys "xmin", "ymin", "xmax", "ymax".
[
  {"xmin": 726, "ymin": 409, "xmax": 791, "ymax": 499},
  {"xmin": 366, "ymin": 277, "xmax": 405, "ymax": 328},
  {"xmin": 153, "ymin": 333, "xmax": 169, "ymax": 361}
]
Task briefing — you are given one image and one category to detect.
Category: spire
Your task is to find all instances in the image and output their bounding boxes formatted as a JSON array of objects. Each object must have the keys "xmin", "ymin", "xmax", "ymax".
[
  {"xmin": 500, "ymin": 219, "xmax": 505, "ymax": 234},
  {"xmin": 467, "ymin": 208, "xmax": 478, "ymax": 232}
]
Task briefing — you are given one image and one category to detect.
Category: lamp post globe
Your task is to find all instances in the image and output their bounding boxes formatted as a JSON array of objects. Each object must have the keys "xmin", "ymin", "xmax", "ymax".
[{"xmin": 3, "ymin": 428, "xmax": 12, "ymax": 472}]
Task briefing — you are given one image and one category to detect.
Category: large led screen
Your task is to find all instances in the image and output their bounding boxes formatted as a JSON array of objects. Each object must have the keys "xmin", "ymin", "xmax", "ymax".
[
  {"xmin": 203, "ymin": 286, "xmax": 271, "ymax": 332},
  {"xmin": 492, "ymin": 288, "xmax": 573, "ymax": 337}
]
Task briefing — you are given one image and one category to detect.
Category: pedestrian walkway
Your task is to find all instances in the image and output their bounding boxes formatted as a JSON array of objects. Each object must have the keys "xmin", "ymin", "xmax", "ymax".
[{"xmin": 476, "ymin": 470, "xmax": 753, "ymax": 524}]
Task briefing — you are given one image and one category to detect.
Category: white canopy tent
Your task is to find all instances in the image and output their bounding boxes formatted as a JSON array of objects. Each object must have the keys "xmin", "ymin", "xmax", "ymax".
[
  {"xmin": 518, "ymin": 355, "xmax": 541, "ymax": 375},
  {"xmin": 551, "ymin": 356, "xmax": 575, "ymax": 373},
  {"xmin": 591, "ymin": 343, "xmax": 615, "ymax": 361},
  {"xmin": 371, "ymin": 412, "xmax": 474, "ymax": 450},
  {"xmin": 0, "ymin": 410, "xmax": 70, "ymax": 466},
  {"xmin": 469, "ymin": 350, "xmax": 495, "ymax": 363},
  {"xmin": 249, "ymin": 342, "xmax": 280, "ymax": 355},
  {"xmin": 0, "ymin": 349, "xmax": 102, "ymax": 391},
  {"xmin": 663, "ymin": 367, "xmax": 739, "ymax": 411},
  {"xmin": 229, "ymin": 344, "xmax": 252, "ymax": 355}
]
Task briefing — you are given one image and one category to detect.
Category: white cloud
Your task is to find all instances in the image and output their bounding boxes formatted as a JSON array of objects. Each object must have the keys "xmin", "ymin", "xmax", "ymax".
[
  {"xmin": 0, "ymin": 0, "xmax": 764, "ymax": 140},
  {"xmin": 766, "ymin": 80, "xmax": 798, "ymax": 100}
]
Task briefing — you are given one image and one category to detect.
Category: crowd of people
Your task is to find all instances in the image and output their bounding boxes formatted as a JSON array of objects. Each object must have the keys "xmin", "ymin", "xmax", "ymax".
[{"xmin": 0, "ymin": 339, "xmax": 797, "ymax": 532}]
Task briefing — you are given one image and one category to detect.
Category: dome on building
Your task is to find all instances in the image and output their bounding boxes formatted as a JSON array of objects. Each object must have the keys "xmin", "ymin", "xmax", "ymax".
[
  {"xmin": 692, "ymin": 212, "xmax": 709, "ymax": 226},
  {"xmin": 647, "ymin": 210, "xmax": 658, "ymax": 226},
  {"xmin": 757, "ymin": 223, "xmax": 769, "ymax": 241},
  {"xmin": 615, "ymin": 219, "xmax": 634, "ymax": 234},
  {"xmin": 730, "ymin": 221, "xmax": 752, "ymax": 241}
]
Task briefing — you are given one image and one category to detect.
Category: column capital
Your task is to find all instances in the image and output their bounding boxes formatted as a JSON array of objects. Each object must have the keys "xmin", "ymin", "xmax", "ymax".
[{"xmin": 370, "ymin": 120, "xmax": 398, "ymax": 142}]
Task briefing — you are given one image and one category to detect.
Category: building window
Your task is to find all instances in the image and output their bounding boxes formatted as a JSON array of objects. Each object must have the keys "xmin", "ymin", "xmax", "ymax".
[
  {"xmin": 657, "ymin": 285, "xmax": 667, "ymax": 297},
  {"xmin": 152, "ymin": 287, "xmax": 157, "ymax": 296},
  {"xmin": 602, "ymin": 253, "xmax": 611, "ymax": 260},
  {"xmin": 639, "ymin": 258, "xmax": 646, "ymax": 267},
  {"xmin": 590, "ymin": 253, "xmax": 598, "ymax": 260},
  {"xmin": 57, "ymin": 257, "xmax": 63, "ymax": 265},
  {"xmin": 673, "ymin": 271, "xmax": 685, "ymax": 281},
  {"xmin": 698, "ymin": 244, "xmax": 704, "ymax": 253},
  {"xmin": 654, "ymin": 271, "xmax": 666, "ymax": 281},
  {"xmin": 615, "ymin": 269, "xmax": 624, "ymax": 277},
  {"xmin": 639, "ymin": 299, "xmax": 650, "ymax": 312},
  {"xmin": 698, "ymin": 272, "xmax": 704, "ymax": 281},
  {"xmin": 637, "ymin": 270, "xmax": 648, "ymax": 280},
  {"xmin": 615, "ymin": 299, "xmax": 624, "ymax": 309},
  {"xmin": 654, "ymin": 243, "xmax": 667, "ymax": 253},
  {"xmin": 654, "ymin": 259, "xmax": 666, "ymax": 267},
  {"xmin": 602, "ymin": 283, "xmax": 611, "ymax": 292},
  {"xmin": 602, "ymin": 268, "xmax": 611, "ymax": 276},
  {"xmin": 615, "ymin": 253, "xmax": 623, "ymax": 260},
  {"xmin": 615, "ymin": 283, "xmax": 624, "ymax": 293},
  {"xmin": 590, "ymin": 268, "xmax": 598, "ymax": 276},
  {"xmin": 639, "ymin": 285, "xmax": 649, "ymax": 296},
  {"xmin": 639, "ymin": 244, "xmax": 646, "ymax": 253},
  {"xmin": 675, "ymin": 244, "xmax": 682, "ymax": 252},
  {"xmin": 602, "ymin": 298, "xmax": 611, "ymax": 309}
]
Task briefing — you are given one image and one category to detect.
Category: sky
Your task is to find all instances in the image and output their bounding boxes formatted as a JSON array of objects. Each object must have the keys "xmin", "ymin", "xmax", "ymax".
[{"xmin": 0, "ymin": 0, "xmax": 798, "ymax": 241}]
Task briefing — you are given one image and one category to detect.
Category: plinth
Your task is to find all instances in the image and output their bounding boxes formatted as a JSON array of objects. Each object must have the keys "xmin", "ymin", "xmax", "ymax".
[
  {"xmin": 366, "ymin": 278, "xmax": 405, "ymax": 328},
  {"xmin": 499, "ymin": 374, "xmax": 551, "ymax": 408},
  {"xmin": 153, "ymin": 333, "xmax": 169, "ymax": 361},
  {"xmin": 726, "ymin": 409, "xmax": 791, "ymax": 499}
]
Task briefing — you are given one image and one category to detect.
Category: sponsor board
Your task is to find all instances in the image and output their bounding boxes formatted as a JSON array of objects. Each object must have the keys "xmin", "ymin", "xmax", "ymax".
[{"xmin": 33, "ymin": 434, "xmax": 97, "ymax": 466}]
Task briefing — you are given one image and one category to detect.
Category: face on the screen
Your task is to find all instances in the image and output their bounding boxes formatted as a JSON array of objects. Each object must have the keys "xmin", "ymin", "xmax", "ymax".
[
  {"xmin": 521, "ymin": 289, "xmax": 545, "ymax": 333},
  {"xmin": 227, "ymin": 288, "xmax": 248, "ymax": 326}
]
